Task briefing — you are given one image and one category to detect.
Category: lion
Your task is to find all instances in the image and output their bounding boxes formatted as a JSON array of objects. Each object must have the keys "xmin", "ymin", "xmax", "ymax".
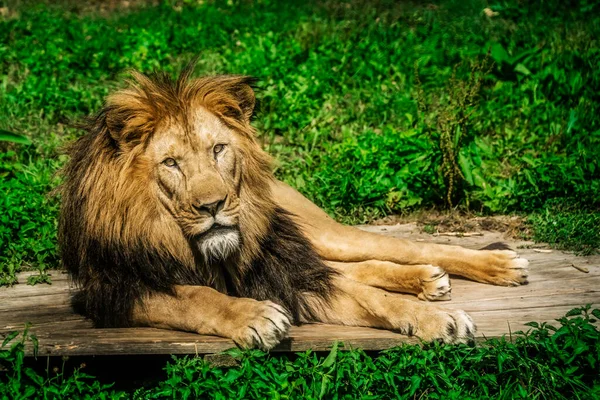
[{"xmin": 58, "ymin": 64, "xmax": 529, "ymax": 350}]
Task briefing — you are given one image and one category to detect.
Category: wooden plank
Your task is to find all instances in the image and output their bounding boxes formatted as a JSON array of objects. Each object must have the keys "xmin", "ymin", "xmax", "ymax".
[
  {"xmin": 17, "ymin": 325, "xmax": 420, "ymax": 356},
  {"xmin": 0, "ymin": 294, "xmax": 72, "ymax": 312},
  {"xmin": 1, "ymin": 225, "xmax": 598, "ymax": 356},
  {"xmin": 0, "ymin": 277, "xmax": 73, "ymax": 302}
]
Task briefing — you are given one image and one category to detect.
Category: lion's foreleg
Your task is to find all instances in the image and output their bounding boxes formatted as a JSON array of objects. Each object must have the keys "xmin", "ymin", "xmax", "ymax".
[
  {"xmin": 308, "ymin": 276, "xmax": 475, "ymax": 343},
  {"xmin": 132, "ymin": 285, "xmax": 291, "ymax": 350},
  {"xmin": 327, "ymin": 261, "xmax": 451, "ymax": 301}
]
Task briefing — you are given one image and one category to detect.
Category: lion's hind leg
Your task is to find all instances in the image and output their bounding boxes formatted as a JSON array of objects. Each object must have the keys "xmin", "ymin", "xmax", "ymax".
[
  {"xmin": 327, "ymin": 261, "xmax": 452, "ymax": 301},
  {"xmin": 308, "ymin": 276, "xmax": 474, "ymax": 343}
]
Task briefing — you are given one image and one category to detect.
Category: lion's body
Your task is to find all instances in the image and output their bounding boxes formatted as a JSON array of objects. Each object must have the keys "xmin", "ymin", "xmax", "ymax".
[
  {"xmin": 59, "ymin": 66, "xmax": 529, "ymax": 349},
  {"xmin": 59, "ymin": 68, "xmax": 335, "ymax": 330}
]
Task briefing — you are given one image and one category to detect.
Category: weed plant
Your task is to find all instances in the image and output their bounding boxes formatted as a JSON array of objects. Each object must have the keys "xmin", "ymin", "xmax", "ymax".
[{"xmin": 1, "ymin": 0, "xmax": 599, "ymax": 284}]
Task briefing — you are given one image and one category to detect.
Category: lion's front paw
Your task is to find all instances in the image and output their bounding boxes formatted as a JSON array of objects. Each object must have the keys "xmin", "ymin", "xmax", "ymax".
[
  {"xmin": 230, "ymin": 300, "xmax": 292, "ymax": 350},
  {"xmin": 484, "ymin": 250, "xmax": 529, "ymax": 286},
  {"xmin": 418, "ymin": 266, "xmax": 452, "ymax": 301},
  {"xmin": 415, "ymin": 308, "xmax": 476, "ymax": 344}
]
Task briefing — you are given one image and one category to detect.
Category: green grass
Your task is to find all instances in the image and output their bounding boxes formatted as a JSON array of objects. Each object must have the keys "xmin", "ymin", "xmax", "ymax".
[
  {"xmin": 528, "ymin": 199, "xmax": 600, "ymax": 256},
  {"xmin": 0, "ymin": 1, "xmax": 599, "ymax": 281},
  {"xmin": 2, "ymin": 306, "xmax": 600, "ymax": 399}
]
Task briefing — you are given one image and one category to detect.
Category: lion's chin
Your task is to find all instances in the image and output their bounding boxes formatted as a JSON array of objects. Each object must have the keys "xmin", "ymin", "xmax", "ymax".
[{"xmin": 197, "ymin": 227, "xmax": 241, "ymax": 262}]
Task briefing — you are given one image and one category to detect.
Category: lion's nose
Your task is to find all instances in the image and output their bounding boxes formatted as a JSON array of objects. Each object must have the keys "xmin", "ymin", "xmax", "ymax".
[{"xmin": 193, "ymin": 196, "xmax": 227, "ymax": 217}]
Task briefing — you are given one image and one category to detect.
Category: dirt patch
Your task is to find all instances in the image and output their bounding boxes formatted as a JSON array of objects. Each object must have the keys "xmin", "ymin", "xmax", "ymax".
[
  {"xmin": 372, "ymin": 210, "xmax": 531, "ymax": 239},
  {"xmin": 2, "ymin": 0, "xmax": 159, "ymax": 17}
]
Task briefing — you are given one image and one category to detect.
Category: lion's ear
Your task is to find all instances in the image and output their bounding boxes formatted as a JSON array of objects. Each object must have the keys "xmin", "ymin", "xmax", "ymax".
[
  {"xmin": 201, "ymin": 76, "xmax": 257, "ymax": 124},
  {"xmin": 103, "ymin": 88, "xmax": 157, "ymax": 148},
  {"xmin": 232, "ymin": 78, "xmax": 256, "ymax": 122}
]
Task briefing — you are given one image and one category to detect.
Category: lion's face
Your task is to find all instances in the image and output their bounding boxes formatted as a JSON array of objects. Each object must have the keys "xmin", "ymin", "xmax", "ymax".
[
  {"xmin": 147, "ymin": 107, "xmax": 243, "ymax": 261},
  {"xmin": 60, "ymin": 72, "xmax": 275, "ymax": 275}
]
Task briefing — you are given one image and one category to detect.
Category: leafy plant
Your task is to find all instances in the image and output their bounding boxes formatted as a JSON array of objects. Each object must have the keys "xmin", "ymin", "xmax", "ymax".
[
  {"xmin": 0, "ymin": 130, "xmax": 31, "ymax": 145},
  {"xmin": 0, "ymin": 325, "xmax": 123, "ymax": 399},
  {"xmin": 0, "ymin": 151, "xmax": 60, "ymax": 286},
  {"xmin": 1, "ymin": 0, "xmax": 599, "ymax": 285}
]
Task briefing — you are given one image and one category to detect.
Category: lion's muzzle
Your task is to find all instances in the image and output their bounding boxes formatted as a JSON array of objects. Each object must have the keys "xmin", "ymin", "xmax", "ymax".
[{"xmin": 192, "ymin": 195, "xmax": 227, "ymax": 217}]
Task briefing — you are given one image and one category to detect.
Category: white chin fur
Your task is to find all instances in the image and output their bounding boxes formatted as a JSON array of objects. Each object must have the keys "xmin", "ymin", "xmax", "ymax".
[{"xmin": 199, "ymin": 230, "xmax": 240, "ymax": 261}]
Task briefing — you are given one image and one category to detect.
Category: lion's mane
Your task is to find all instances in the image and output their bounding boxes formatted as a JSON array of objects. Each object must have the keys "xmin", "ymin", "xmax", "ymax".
[{"xmin": 58, "ymin": 65, "xmax": 335, "ymax": 328}]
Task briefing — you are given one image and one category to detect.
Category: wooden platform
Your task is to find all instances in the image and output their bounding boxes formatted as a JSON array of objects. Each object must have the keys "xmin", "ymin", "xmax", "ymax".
[{"xmin": 1, "ymin": 225, "xmax": 598, "ymax": 356}]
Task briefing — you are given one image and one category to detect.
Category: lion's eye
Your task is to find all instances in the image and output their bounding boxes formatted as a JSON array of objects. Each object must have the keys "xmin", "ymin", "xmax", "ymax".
[
  {"xmin": 213, "ymin": 144, "xmax": 226, "ymax": 156},
  {"xmin": 162, "ymin": 158, "xmax": 178, "ymax": 168}
]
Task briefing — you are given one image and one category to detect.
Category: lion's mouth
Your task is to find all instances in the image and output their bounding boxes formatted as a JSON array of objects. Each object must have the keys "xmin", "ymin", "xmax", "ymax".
[
  {"xmin": 195, "ymin": 224, "xmax": 241, "ymax": 261},
  {"xmin": 198, "ymin": 223, "xmax": 238, "ymax": 238}
]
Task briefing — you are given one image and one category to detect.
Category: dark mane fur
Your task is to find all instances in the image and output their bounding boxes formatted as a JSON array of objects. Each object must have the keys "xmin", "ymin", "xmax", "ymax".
[
  {"xmin": 68, "ymin": 206, "xmax": 334, "ymax": 327},
  {"xmin": 235, "ymin": 207, "xmax": 335, "ymax": 322}
]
